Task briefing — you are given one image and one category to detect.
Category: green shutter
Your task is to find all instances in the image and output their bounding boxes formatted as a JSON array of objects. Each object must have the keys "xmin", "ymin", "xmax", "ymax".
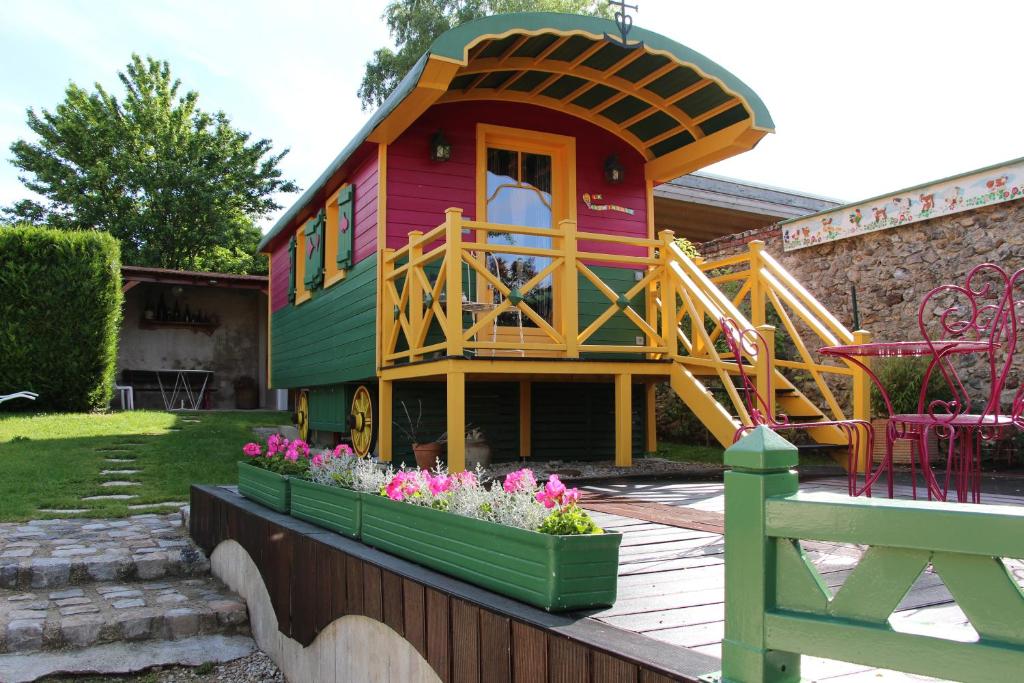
[
  {"xmin": 337, "ymin": 184, "xmax": 355, "ymax": 269},
  {"xmin": 304, "ymin": 212, "xmax": 325, "ymax": 290},
  {"xmin": 288, "ymin": 235, "xmax": 296, "ymax": 303}
]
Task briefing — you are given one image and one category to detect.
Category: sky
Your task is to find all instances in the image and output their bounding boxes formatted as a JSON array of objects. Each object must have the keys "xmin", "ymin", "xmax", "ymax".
[{"xmin": 2, "ymin": 0, "xmax": 1022, "ymax": 231}]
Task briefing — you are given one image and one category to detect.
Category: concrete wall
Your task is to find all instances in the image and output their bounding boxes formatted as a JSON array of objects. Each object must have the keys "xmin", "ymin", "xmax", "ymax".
[{"xmin": 117, "ymin": 283, "xmax": 270, "ymax": 409}]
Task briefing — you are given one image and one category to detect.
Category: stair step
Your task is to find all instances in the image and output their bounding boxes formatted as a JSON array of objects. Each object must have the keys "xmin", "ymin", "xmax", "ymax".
[
  {"xmin": 0, "ymin": 516, "xmax": 209, "ymax": 591},
  {"xmin": 0, "ymin": 633, "xmax": 256, "ymax": 682},
  {"xmin": 0, "ymin": 575, "xmax": 249, "ymax": 654}
]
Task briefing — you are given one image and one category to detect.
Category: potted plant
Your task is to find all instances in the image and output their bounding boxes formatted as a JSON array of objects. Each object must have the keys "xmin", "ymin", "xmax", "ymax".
[
  {"xmin": 464, "ymin": 426, "xmax": 491, "ymax": 469},
  {"xmin": 289, "ymin": 444, "xmax": 387, "ymax": 538},
  {"xmin": 871, "ymin": 357, "xmax": 951, "ymax": 465},
  {"xmin": 237, "ymin": 434, "xmax": 312, "ymax": 512},
  {"xmin": 360, "ymin": 466, "xmax": 621, "ymax": 611},
  {"xmin": 395, "ymin": 400, "xmax": 445, "ymax": 469}
]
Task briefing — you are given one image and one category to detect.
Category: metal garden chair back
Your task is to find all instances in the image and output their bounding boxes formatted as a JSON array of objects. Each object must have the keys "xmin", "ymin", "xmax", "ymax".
[{"xmin": 720, "ymin": 318, "xmax": 874, "ymax": 494}]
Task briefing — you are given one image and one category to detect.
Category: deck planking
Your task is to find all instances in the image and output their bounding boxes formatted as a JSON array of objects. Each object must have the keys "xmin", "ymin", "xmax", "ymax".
[{"xmin": 580, "ymin": 477, "xmax": 1024, "ymax": 682}]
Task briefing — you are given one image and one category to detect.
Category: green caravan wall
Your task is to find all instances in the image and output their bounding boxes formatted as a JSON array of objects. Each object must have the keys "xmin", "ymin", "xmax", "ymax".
[
  {"xmin": 309, "ymin": 384, "xmax": 349, "ymax": 432},
  {"xmin": 579, "ymin": 265, "xmax": 646, "ymax": 355},
  {"xmin": 271, "ymin": 257, "xmax": 376, "ymax": 389},
  {"xmin": 386, "ymin": 380, "xmax": 645, "ymax": 466}
]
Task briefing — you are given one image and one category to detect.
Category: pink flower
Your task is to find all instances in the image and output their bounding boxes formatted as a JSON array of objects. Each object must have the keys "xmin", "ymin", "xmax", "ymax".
[
  {"xmin": 563, "ymin": 488, "xmax": 581, "ymax": 506},
  {"xmin": 427, "ymin": 474, "xmax": 451, "ymax": 496},
  {"xmin": 293, "ymin": 439, "xmax": 310, "ymax": 457},
  {"xmin": 503, "ymin": 468, "xmax": 537, "ymax": 493},
  {"xmin": 266, "ymin": 434, "xmax": 281, "ymax": 455},
  {"xmin": 535, "ymin": 475, "xmax": 567, "ymax": 509},
  {"xmin": 242, "ymin": 442, "xmax": 261, "ymax": 458},
  {"xmin": 452, "ymin": 471, "xmax": 477, "ymax": 487},
  {"xmin": 284, "ymin": 447, "xmax": 299, "ymax": 462},
  {"xmin": 311, "ymin": 454, "xmax": 324, "ymax": 467},
  {"xmin": 385, "ymin": 478, "xmax": 406, "ymax": 500},
  {"xmin": 386, "ymin": 471, "xmax": 421, "ymax": 500},
  {"xmin": 333, "ymin": 444, "xmax": 354, "ymax": 458}
]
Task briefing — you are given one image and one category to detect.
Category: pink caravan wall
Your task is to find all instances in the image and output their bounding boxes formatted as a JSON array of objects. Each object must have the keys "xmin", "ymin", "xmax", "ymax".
[
  {"xmin": 268, "ymin": 147, "xmax": 379, "ymax": 313},
  {"xmin": 386, "ymin": 101, "xmax": 648, "ymax": 259}
]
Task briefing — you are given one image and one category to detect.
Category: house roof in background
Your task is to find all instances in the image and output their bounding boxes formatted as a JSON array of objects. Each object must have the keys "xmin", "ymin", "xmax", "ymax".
[{"xmin": 121, "ymin": 265, "xmax": 267, "ymax": 291}]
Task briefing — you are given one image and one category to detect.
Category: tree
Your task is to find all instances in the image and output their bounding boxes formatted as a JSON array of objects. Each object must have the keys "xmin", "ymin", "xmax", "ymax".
[
  {"xmin": 358, "ymin": 0, "xmax": 613, "ymax": 109},
  {"xmin": 5, "ymin": 55, "xmax": 297, "ymax": 272}
]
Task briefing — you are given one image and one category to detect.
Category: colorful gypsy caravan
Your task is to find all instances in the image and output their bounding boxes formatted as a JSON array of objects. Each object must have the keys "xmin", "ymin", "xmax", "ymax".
[{"xmin": 259, "ymin": 12, "xmax": 870, "ymax": 472}]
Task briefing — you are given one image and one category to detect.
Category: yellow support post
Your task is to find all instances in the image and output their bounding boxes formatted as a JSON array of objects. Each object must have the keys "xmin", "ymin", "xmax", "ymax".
[
  {"xmin": 749, "ymin": 240, "xmax": 766, "ymax": 328},
  {"xmin": 560, "ymin": 219, "xmax": 579, "ymax": 358},
  {"xmin": 644, "ymin": 382, "xmax": 657, "ymax": 454},
  {"xmin": 380, "ymin": 247, "xmax": 395, "ymax": 368},
  {"xmin": 445, "ymin": 208, "xmax": 464, "ymax": 357},
  {"xmin": 408, "ymin": 231, "xmax": 424, "ymax": 362},
  {"xmin": 519, "ymin": 381, "xmax": 531, "ymax": 458},
  {"xmin": 756, "ymin": 324, "xmax": 776, "ymax": 423},
  {"xmin": 447, "ymin": 371, "xmax": 466, "ymax": 473},
  {"xmin": 615, "ymin": 373, "xmax": 632, "ymax": 467},
  {"xmin": 658, "ymin": 230, "xmax": 676, "ymax": 357},
  {"xmin": 378, "ymin": 378, "xmax": 393, "ymax": 462},
  {"xmin": 693, "ymin": 255, "xmax": 705, "ymax": 355},
  {"xmin": 852, "ymin": 329, "xmax": 873, "ymax": 473}
]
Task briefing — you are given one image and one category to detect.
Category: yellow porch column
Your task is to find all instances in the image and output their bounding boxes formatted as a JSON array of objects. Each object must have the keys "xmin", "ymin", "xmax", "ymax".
[
  {"xmin": 378, "ymin": 378, "xmax": 393, "ymax": 462},
  {"xmin": 756, "ymin": 325, "xmax": 776, "ymax": 423},
  {"xmin": 645, "ymin": 382, "xmax": 657, "ymax": 454},
  {"xmin": 560, "ymin": 219, "xmax": 579, "ymax": 358},
  {"xmin": 519, "ymin": 381, "xmax": 531, "ymax": 458},
  {"xmin": 447, "ymin": 371, "xmax": 466, "ymax": 472},
  {"xmin": 615, "ymin": 373, "xmax": 632, "ymax": 467},
  {"xmin": 408, "ymin": 231, "xmax": 424, "ymax": 362},
  {"xmin": 749, "ymin": 240, "xmax": 766, "ymax": 327}
]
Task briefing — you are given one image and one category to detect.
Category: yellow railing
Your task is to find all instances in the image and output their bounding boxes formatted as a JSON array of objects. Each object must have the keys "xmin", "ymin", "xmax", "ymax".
[
  {"xmin": 696, "ymin": 240, "xmax": 872, "ymax": 434},
  {"xmin": 380, "ymin": 208, "xmax": 669, "ymax": 365}
]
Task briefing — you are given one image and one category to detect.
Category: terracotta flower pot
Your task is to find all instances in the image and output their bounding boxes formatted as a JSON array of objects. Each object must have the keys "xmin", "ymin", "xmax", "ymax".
[{"xmin": 412, "ymin": 442, "xmax": 443, "ymax": 470}]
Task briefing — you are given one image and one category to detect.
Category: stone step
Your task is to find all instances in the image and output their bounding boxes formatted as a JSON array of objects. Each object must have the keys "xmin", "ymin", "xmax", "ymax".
[
  {"xmin": 0, "ymin": 575, "xmax": 249, "ymax": 654},
  {"xmin": 0, "ymin": 633, "xmax": 257, "ymax": 683},
  {"xmin": 0, "ymin": 515, "xmax": 209, "ymax": 591}
]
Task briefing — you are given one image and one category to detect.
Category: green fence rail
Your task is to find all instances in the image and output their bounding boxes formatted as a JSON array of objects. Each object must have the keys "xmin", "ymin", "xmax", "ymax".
[{"xmin": 717, "ymin": 426, "xmax": 1024, "ymax": 683}]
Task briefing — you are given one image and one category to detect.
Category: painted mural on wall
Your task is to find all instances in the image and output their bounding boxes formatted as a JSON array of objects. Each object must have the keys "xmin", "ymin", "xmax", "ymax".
[{"xmin": 781, "ymin": 158, "xmax": 1024, "ymax": 251}]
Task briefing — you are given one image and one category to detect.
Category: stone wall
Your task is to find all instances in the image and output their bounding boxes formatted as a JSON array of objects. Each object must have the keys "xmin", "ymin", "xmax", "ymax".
[{"xmin": 698, "ymin": 199, "xmax": 1024, "ymax": 409}]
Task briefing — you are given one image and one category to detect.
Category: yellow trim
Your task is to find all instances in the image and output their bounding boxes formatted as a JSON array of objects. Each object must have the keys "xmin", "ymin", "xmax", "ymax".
[
  {"xmin": 375, "ymin": 143, "xmax": 388, "ymax": 371},
  {"xmin": 323, "ymin": 185, "xmax": 348, "ymax": 289},
  {"xmin": 294, "ymin": 227, "xmax": 311, "ymax": 305},
  {"xmin": 366, "ymin": 57, "xmax": 460, "ymax": 145},
  {"xmin": 644, "ymin": 120, "xmax": 768, "ymax": 184}
]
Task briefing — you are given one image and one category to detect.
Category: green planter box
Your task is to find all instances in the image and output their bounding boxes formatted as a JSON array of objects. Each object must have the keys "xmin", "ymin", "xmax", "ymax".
[
  {"xmin": 361, "ymin": 494, "xmax": 622, "ymax": 611},
  {"xmin": 290, "ymin": 479, "xmax": 362, "ymax": 539},
  {"xmin": 237, "ymin": 461, "xmax": 290, "ymax": 513}
]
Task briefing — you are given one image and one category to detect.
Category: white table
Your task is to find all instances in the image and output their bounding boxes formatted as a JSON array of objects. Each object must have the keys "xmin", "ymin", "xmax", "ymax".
[{"xmin": 156, "ymin": 369, "xmax": 213, "ymax": 410}]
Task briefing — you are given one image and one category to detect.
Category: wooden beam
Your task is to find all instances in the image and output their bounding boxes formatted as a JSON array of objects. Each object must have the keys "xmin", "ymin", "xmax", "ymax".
[
  {"xmin": 644, "ymin": 120, "xmax": 767, "ymax": 184},
  {"xmin": 447, "ymin": 372, "xmax": 466, "ymax": 473},
  {"xmin": 615, "ymin": 373, "xmax": 633, "ymax": 467}
]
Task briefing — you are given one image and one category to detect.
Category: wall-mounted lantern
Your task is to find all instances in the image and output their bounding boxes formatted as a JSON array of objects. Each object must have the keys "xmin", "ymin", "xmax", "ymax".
[
  {"xmin": 430, "ymin": 130, "xmax": 452, "ymax": 162},
  {"xmin": 604, "ymin": 155, "xmax": 624, "ymax": 184}
]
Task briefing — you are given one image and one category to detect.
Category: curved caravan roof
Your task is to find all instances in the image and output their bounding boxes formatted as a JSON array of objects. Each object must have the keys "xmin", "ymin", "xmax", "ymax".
[{"xmin": 260, "ymin": 12, "xmax": 773, "ymax": 250}]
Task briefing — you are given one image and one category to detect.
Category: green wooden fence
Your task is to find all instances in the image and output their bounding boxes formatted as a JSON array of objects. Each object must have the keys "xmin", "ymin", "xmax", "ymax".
[{"xmin": 716, "ymin": 426, "xmax": 1024, "ymax": 683}]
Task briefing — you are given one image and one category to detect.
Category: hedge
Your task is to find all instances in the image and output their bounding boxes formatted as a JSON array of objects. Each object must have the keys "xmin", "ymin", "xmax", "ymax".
[{"xmin": 0, "ymin": 227, "xmax": 123, "ymax": 411}]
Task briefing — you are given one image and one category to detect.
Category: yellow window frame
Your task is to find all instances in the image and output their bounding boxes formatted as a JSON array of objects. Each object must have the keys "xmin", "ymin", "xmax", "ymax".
[
  {"xmin": 323, "ymin": 185, "xmax": 348, "ymax": 288},
  {"xmin": 294, "ymin": 227, "xmax": 311, "ymax": 305}
]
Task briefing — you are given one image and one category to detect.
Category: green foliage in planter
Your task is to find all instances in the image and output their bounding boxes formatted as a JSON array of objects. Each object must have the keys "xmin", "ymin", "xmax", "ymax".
[
  {"xmin": 0, "ymin": 226, "xmax": 122, "ymax": 411},
  {"xmin": 538, "ymin": 505, "xmax": 604, "ymax": 535},
  {"xmin": 870, "ymin": 357, "xmax": 954, "ymax": 418}
]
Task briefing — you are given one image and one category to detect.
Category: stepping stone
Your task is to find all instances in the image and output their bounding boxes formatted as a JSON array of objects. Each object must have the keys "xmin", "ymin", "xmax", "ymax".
[
  {"xmin": 104, "ymin": 458, "xmax": 136, "ymax": 463},
  {"xmin": 127, "ymin": 501, "xmax": 187, "ymax": 511},
  {"xmin": 100, "ymin": 470, "xmax": 140, "ymax": 476},
  {"xmin": 37, "ymin": 509, "xmax": 88, "ymax": 515},
  {"xmin": 100, "ymin": 481, "xmax": 141, "ymax": 488},
  {"xmin": 81, "ymin": 494, "xmax": 138, "ymax": 501}
]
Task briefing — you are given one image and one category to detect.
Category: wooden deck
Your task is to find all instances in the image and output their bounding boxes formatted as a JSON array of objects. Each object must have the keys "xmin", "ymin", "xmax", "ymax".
[{"xmin": 580, "ymin": 476, "xmax": 1024, "ymax": 682}]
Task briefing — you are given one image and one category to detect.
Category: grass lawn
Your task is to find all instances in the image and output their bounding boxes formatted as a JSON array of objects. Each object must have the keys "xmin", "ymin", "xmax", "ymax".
[
  {"xmin": 655, "ymin": 439, "xmax": 842, "ymax": 467},
  {"xmin": 0, "ymin": 410, "xmax": 287, "ymax": 521}
]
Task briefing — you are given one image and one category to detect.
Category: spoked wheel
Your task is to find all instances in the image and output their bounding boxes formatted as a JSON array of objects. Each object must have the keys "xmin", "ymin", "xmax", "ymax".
[
  {"xmin": 295, "ymin": 391, "xmax": 310, "ymax": 441},
  {"xmin": 348, "ymin": 385, "xmax": 375, "ymax": 456}
]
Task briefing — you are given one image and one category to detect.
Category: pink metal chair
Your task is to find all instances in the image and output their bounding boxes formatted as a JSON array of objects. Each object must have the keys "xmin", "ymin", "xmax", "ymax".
[
  {"xmin": 887, "ymin": 264, "xmax": 1022, "ymax": 503},
  {"xmin": 719, "ymin": 318, "xmax": 875, "ymax": 494}
]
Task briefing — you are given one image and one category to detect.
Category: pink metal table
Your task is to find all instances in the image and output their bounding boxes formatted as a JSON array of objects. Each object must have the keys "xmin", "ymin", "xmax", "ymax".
[{"xmin": 819, "ymin": 340, "xmax": 994, "ymax": 500}]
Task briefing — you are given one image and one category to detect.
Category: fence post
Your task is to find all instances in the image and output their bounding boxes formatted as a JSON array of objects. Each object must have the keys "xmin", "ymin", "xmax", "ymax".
[
  {"xmin": 380, "ymin": 247, "xmax": 395, "ymax": 367},
  {"xmin": 445, "ymin": 208, "xmax": 464, "ymax": 358},
  {"xmin": 560, "ymin": 219, "xmax": 579, "ymax": 358},
  {"xmin": 721, "ymin": 427, "xmax": 801, "ymax": 683},
  {"xmin": 852, "ymin": 328, "xmax": 873, "ymax": 473},
  {"xmin": 408, "ymin": 231, "xmax": 424, "ymax": 362},
  {"xmin": 749, "ymin": 240, "xmax": 766, "ymax": 328},
  {"xmin": 756, "ymin": 325, "xmax": 776, "ymax": 423},
  {"xmin": 659, "ymin": 230, "xmax": 677, "ymax": 357}
]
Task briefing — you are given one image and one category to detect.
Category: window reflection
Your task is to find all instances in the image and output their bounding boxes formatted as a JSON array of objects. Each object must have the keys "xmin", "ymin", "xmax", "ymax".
[{"xmin": 485, "ymin": 148, "xmax": 554, "ymax": 326}]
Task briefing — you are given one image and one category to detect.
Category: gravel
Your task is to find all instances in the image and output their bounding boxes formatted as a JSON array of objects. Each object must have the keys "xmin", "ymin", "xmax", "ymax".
[
  {"xmin": 483, "ymin": 457, "xmax": 724, "ymax": 482},
  {"xmin": 151, "ymin": 650, "xmax": 283, "ymax": 682}
]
